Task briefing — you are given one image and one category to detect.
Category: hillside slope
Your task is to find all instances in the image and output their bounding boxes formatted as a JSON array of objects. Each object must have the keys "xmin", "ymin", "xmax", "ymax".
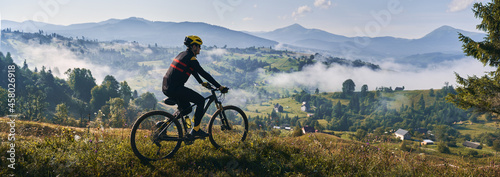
[{"xmin": 0, "ymin": 117, "xmax": 498, "ymax": 176}]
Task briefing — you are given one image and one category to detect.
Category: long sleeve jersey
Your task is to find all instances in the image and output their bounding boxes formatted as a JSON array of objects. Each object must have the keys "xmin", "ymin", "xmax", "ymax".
[{"xmin": 162, "ymin": 50, "xmax": 221, "ymax": 93}]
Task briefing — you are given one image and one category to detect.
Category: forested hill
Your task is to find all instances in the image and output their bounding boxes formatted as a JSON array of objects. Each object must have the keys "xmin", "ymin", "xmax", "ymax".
[
  {"xmin": 0, "ymin": 29, "xmax": 381, "ymax": 79},
  {"xmin": 245, "ymin": 84, "xmax": 500, "ymax": 153},
  {"xmin": 0, "ymin": 30, "xmax": 381, "ymax": 125},
  {"xmin": 0, "ymin": 29, "xmax": 382, "ymax": 98}
]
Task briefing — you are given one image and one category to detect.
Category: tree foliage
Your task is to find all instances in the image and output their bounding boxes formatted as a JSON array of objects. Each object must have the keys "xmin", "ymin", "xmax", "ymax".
[
  {"xmin": 65, "ymin": 68, "xmax": 96, "ymax": 102},
  {"xmin": 342, "ymin": 79, "xmax": 355, "ymax": 97},
  {"xmin": 133, "ymin": 92, "xmax": 157, "ymax": 111},
  {"xmin": 448, "ymin": 0, "xmax": 500, "ymax": 114},
  {"xmin": 54, "ymin": 103, "xmax": 69, "ymax": 124}
]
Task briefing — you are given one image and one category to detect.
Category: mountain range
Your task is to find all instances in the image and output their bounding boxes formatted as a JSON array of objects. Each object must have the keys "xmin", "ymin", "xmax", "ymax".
[{"xmin": 1, "ymin": 17, "xmax": 486, "ymax": 65}]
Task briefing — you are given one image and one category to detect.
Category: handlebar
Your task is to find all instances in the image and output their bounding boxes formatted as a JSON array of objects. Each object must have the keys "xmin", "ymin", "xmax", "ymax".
[{"xmin": 203, "ymin": 83, "xmax": 229, "ymax": 93}]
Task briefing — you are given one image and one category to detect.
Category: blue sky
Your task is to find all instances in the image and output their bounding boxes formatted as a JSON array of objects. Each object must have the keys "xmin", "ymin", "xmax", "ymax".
[{"xmin": 0, "ymin": 0, "xmax": 487, "ymax": 39}]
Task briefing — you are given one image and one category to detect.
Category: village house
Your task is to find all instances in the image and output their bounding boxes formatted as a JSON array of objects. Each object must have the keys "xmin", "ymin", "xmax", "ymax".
[
  {"xmin": 274, "ymin": 103, "xmax": 284, "ymax": 113},
  {"xmin": 302, "ymin": 126, "xmax": 316, "ymax": 134},
  {"xmin": 463, "ymin": 141, "xmax": 482, "ymax": 149},
  {"xmin": 301, "ymin": 102, "xmax": 310, "ymax": 112},
  {"xmin": 394, "ymin": 129, "xmax": 411, "ymax": 140},
  {"xmin": 394, "ymin": 86, "xmax": 405, "ymax": 91},
  {"xmin": 281, "ymin": 124, "xmax": 291, "ymax": 131},
  {"xmin": 421, "ymin": 139, "xmax": 434, "ymax": 145}
]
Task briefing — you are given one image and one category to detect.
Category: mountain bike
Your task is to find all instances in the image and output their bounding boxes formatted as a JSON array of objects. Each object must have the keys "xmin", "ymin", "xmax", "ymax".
[{"xmin": 130, "ymin": 84, "xmax": 248, "ymax": 161}]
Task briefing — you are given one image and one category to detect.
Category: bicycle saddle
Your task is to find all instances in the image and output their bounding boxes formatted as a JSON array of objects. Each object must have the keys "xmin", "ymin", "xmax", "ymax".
[{"xmin": 163, "ymin": 97, "xmax": 177, "ymax": 106}]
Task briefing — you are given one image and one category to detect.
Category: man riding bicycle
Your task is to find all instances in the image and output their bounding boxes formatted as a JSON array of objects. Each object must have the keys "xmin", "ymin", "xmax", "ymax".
[{"xmin": 162, "ymin": 35, "xmax": 226, "ymax": 138}]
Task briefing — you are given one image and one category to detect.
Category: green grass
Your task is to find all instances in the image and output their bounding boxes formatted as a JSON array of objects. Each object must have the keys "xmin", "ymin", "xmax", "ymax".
[
  {"xmin": 246, "ymin": 97, "xmax": 305, "ymax": 119},
  {"xmin": 1, "ymin": 117, "xmax": 499, "ymax": 176},
  {"xmin": 453, "ymin": 122, "xmax": 500, "ymax": 137},
  {"xmin": 379, "ymin": 90, "xmax": 438, "ymax": 110}
]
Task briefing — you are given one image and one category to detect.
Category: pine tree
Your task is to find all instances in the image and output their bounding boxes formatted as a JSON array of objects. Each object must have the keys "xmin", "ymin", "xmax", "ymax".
[
  {"xmin": 448, "ymin": 0, "xmax": 500, "ymax": 114},
  {"xmin": 332, "ymin": 101, "xmax": 343, "ymax": 119},
  {"xmin": 342, "ymin": 79, "xmax": 355, "ymax": 97},
  {"xmin": 22, "ymin": 59, "xmax": 29, "ymax": 70},
  {"xmin": 54, "ymin": 103, "xmax": 69, "ymax": 124},
  {"xmin": 418, "ymin": 94, "xmax": 426, "ymax": 111},
  {"xmin": 349, "ymin": 94, "xmax": 360, "ymax": 113}
]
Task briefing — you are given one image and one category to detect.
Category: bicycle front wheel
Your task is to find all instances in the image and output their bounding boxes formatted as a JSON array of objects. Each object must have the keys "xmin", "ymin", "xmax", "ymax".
[
  {"xmin": 130, "ymin": 111, "xmax": 182, "ymax": 161},
  {"xmin": 208, "ymin": 105, "xmax": 248, "ymax": 149}
]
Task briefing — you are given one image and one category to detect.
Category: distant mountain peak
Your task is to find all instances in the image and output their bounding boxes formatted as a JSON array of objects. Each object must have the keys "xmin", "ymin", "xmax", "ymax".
[
  {"xmin": 123, "ymin": 17, "xmax": 148, "ymax": 22},
  {"xmin": 289, "ymin": 23, "xmax": 305, "ymax": 28},
  {"xmin": 422, "ymin": 25, "xmax": 464, "ymax": 39},
  {"xmin": 434, "ymin": 25, "xmax": 458, "ymax": 32},
  {"xmin": 277, "ymin": 23, "xmax": 307, "ymax": 32}
]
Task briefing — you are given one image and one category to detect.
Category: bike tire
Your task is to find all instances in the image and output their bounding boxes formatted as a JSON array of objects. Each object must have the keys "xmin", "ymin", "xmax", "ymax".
[
  {"xmin": 208, "ymin": 105, "xmax": 248, "ymax": 149},
  {"xmin": 130, "ymin": 111, "xmax": 183, "ymax": 161}
]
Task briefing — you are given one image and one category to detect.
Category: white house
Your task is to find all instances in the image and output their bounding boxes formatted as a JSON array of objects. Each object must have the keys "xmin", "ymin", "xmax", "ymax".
[
  {"xmin": 301, "ymin": 102, "xmax": 310, "ymax": 112},
  {"xmin": 421, "ymin": 139, "xmax": 434, "ymax": 145},
  {"xmin": 395, "ymin": 129, "xmax": 411, "ymax": 140}
]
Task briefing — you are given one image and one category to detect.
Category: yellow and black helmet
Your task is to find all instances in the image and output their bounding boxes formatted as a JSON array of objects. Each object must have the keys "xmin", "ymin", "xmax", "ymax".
[{"xmin": 184, "ymin": 35, "xmax": 203, "ymax": 46}]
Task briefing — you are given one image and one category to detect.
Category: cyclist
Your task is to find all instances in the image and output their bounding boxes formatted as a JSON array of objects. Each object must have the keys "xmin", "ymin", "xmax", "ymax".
[{"xmin": 162, "ymin": 35, "xmax": 226, "ymax": 138}]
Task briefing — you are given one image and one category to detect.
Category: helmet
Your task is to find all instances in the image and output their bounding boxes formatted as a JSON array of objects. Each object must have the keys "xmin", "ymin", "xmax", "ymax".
[{"xmin": 184, "ymin": 35, "xmax": 203, "ymax": 46}]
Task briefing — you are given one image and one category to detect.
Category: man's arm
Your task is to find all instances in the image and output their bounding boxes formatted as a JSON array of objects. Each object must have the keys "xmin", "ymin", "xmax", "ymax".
[
  {"xmin": 190, "ymin": 57, "xmax": 221, "ymax": 88},
  {"xmin": 192, "ymin": 72, "xmax": 203, "ymax": 84}
]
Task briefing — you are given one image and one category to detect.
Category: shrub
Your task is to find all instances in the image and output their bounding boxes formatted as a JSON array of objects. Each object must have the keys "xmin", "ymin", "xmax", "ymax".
[
  {"xmin": 466, "ymin": 149, "xmax": 479, "ymax": 157},
  {"xmin": 438, "ymin": 142, "xmax": 451, "ymax": 154},
  {"xmin": 292, "ymin": 125, "xmax": 303, "ymax": 137}
]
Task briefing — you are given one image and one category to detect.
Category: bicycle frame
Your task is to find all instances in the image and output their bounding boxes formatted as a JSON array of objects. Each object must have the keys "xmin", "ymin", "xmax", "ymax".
[{"xmin": 157, "ymin": 87, "xmax": 227, "ymax": 141}]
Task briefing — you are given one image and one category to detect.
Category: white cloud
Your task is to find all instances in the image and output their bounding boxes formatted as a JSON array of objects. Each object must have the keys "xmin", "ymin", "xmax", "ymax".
[
  {"xmin": 205, "ymin": 48, "xmax": 227, "ymax": 56},
  {"xmin": 292, "ymin": 5, "xmax": 312, "ymax": 19},
  {"xmin": 202, "ymin": 48, "xmax": 228, "ymax": 62},
  {"xmin": 447, "ymin": 0, "xmax": 480, "ymax": 12},
  {"xmin": 268, "ymin": 57, "xmax": 495, "ymax": 92},
  {"xmin": 314, "ymin": 0, "xmax": 332, "ymax": 9},
  {"xmin": 18, "ymin": 43, "xmax": 133, "ymax": 84},
  {"xmin": 243, "ymin": 17, "xmax": 254, "ymax": 21}
]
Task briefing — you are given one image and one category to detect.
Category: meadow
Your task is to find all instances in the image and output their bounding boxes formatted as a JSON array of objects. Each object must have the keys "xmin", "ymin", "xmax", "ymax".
[{"xmin": 1, "ymin": 117, "xmax": 499, "ymax": 176}]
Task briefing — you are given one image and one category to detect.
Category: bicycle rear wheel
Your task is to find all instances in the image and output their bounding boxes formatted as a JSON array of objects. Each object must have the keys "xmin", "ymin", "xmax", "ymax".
[
  {"xmin": 208, "ymin": 106, "xmax": 248, "ymax": 149},
  {"xmin": 130, "ymin": 111, "xmax": 182, "ymax": 161}
]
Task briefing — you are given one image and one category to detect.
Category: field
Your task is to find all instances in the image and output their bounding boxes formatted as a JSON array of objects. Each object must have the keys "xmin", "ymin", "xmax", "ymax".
[{"xmin": 1, "ymin": 117, "xmax": 499, "ymax": 176}]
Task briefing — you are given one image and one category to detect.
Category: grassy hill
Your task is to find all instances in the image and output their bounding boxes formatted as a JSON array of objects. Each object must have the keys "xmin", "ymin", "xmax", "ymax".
[
  {"xmin": 1, "ymin": 117, "xmax": 499, "ymax": 176},
  {"xmin": 245, "ymin": 89, "xmax": 442, "ymax": 122}
]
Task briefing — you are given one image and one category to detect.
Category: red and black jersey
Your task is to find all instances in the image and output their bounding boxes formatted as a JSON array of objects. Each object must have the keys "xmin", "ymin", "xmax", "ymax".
[{"xmin": 162, "ymin": 50, "xmax": 221, "ymax": 93}]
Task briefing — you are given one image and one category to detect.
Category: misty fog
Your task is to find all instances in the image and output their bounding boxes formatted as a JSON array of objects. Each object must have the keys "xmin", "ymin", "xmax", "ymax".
[{"xmin": 269, "ymin": 57, "xmax": 495, "ymax": 92}]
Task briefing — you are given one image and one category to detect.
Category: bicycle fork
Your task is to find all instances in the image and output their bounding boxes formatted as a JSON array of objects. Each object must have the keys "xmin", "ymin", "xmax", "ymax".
[{"xmin": 216, "ymin": 103, "xmax": 232, "ymax": 131}]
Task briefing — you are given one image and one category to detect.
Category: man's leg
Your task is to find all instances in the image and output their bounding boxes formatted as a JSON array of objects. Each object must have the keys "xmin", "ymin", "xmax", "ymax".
[{"xmin": 174, "ymin": 87, "xmax": 205, "ymax": 132}]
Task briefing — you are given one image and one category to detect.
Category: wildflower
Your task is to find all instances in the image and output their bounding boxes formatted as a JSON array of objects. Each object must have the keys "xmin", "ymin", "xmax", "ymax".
[
  {"xmin": 89, "ymin": 139, "xmax": 93, "ymax": 143},
  {"xmin": 367, "ymin": 142, "xmax": 369, "ymax": 145}
]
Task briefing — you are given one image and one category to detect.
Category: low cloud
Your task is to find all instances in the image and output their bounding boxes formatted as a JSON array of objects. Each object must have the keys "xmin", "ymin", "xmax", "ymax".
[
  {"xmin": 205, "ymin": 48, "xmax": 227, "ymax": 56},
  {"xmin": 268, "ymin": 57, "xmax": 495, "ymax": 92},
  {"xmin": 292, "ymin": 5, "xmax": 312, "ymax": 19},
  {"xmin": 314, "ymin": 0, "xmax": 333, "ymax": 9},
  {"xmin": 447, "ymin": 0, "xmax": 484, "ymax": 12},
  {"xmin": 18, "ymin": 43, "xmax": 132, "ymax": 84},
  {"xmin": 202, "ymin": 48, "xmax": 228, "ymax": 62},
  {"xmin": 224, "ymin": 89, "xmax": 259, "ymax": 108}
]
